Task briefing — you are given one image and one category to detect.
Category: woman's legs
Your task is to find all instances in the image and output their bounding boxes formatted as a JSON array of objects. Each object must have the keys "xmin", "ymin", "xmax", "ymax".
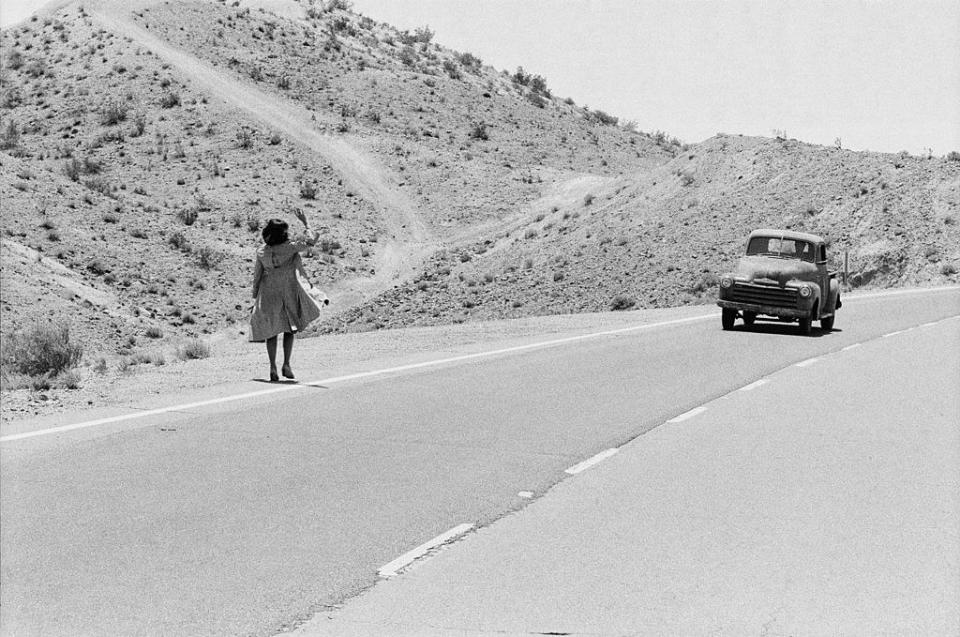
[
  {"xmin": 281, "ymin": 332, "xmax": 295, "ymax": 378},
  {"xmin": 265, "ymin": 335, "xmax": 279, "ymax": 380}
]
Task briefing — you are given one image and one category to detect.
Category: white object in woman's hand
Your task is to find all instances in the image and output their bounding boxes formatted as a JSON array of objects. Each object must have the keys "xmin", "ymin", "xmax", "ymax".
[{"xmin": 294, "ymin": 208, "xmax": 309, "ymax": 228}]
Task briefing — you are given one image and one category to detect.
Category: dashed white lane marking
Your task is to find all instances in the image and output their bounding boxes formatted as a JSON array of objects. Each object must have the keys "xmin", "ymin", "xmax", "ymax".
[
  {"xmin": 739, "ymin": 379, "xmax": 769, "ymax": 392},
  {"xmin": 921, "ymin": 321, "xmax": 939, "ymax": 328},
  {"xmin": 842, "ymin": 343, "xmax": 862, "ymax": 351},
  {"xmin": 378, "ymin": 523, "xmax": 473, "ymax": 579},
  {"xmin": 2, "ymin": 314, "xmax": 717, "ymax": 444},
  {"xmin": 565, "ymin": 448, "xmax": 619, "ymax": 475},
  {"xmin": 668, "ymin": 405, "xmax": 708, "ymax": 423},
  {"xmin": 795, "ymin": 357, "xmax": 821, "ymax": 367},
  {"xmin": 883, "ymin": 329, "xmax": 906, "ymax": 338}
]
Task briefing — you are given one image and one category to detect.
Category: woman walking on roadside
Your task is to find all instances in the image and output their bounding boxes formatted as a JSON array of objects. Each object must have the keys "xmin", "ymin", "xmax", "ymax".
[{"xmin": 250, "ymin": 209, "xmax": 324, "ymax": 381}]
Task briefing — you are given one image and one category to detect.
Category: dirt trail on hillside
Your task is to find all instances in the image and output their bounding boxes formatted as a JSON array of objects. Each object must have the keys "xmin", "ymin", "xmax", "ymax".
[
  {"xmin": 75, "ymin": 1, "xmax": 622, "ymax": 319},
  {"xmin": 87, "ymin": 1, "xmax": 432, "ymax": 310}
]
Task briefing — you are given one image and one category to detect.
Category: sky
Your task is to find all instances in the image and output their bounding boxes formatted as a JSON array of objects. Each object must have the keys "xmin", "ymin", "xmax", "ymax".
[{"xmin": 2, "ymin": 0, "xmax": 958, "ymax": 155}]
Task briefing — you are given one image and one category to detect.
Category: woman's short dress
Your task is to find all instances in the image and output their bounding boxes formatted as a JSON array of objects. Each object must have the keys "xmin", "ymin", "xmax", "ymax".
[{"xmin": 249, "ymin": 239, "xmax": 323, "ymax": 342}]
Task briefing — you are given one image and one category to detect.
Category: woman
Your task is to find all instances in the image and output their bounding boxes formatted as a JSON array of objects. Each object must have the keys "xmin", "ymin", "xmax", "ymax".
[{"xmin": 250, "ymin": 209, "xmax": 324, "ymax": 381}]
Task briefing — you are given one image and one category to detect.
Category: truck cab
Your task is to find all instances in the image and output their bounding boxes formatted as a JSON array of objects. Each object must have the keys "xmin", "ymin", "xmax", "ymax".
[{"xmin": 717, "ymin": 229, "xmax": 841, "ymax": 335}]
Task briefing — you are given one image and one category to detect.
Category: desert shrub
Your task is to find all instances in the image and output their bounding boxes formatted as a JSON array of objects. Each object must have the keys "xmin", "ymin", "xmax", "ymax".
[
  {"xmin": 0, "ymin": 323, "xmax": 83, "ymax": 378},
  {"xmin": 583, "ymin": 193, "xmax": 595, "ymax": 206},
  {"xmin": 941, "ymin": 263, "xmax": 958, "ymax": 275},
  {"xmin": 399, "ymin": 45, "xmax": 417, "ymax": 66},
  {"xmin": 679, "ymin": 170, "xmax": 695, "ymax": 187},
  {"xmin": 947, "ymin": 151, "xmax": 960, "ymax": 162},
  {"xmin": 145, "ymin": 326, "xmax": 163, "ymax": 339},
  {"xmin": 6, "ymin": 49, "xmax": 23, "ymax": 70},
  {"xmin": 55, "ymin": 369, "xmax": 82, "ymax": 389},
  {"xmin": 159, "ymin": 92, "xmax": 180, "ymax": 108},
  {"xmin": 24, "ymin": 58, "xmax": 47, "ymax": 78},
  {"xmin": 129, "ymin": 111, "xmax": 147, "ymax": 137},
  {"xmin": 610, "ymin": 295, "xmax": 636, "ymax": 311},
  {"xmin": 589, "ymin": 109, "xmax": 618, "ymax": 126},
  {"xmin": 469, "ymin": 121, "xmax": 489, "ymax": 140},
  {"xmin": 1, "ymin": 86, "xmax": 23, "ymax": 109},
  {"xmin": 236, "ymin": 127, "xmax": 253, "ymax": 149},
  {"xmin": 176, "ymin": 339, "xmax": 210, "ymax": 360},
  {"xmin": 0, "ymin": 120, "xmax": 19, "ymax": 150},
  {"xmin": 84, "ymin": 178, "xmax": 113, "ymax": 197},
  {"xmin": 442, "ymin": 59, "xmax": 461, "ymax": 79},
  {"xmin": 197, "ymin": 245, "xmax": 222, "ymax": 269},
  {"xmin": 246, "ymin": 216, "xmax": 260, "ymax": 232},
  {"xmin": 526, "ymin": 92, "xmax": 546, "ymax": 108},
  {"xmin": 456, "ymin": 51, "xmax": 481, "ymax": 71},
  {"xmin": 299, "ymin": 180, "xmax": 317, "ymax": 199},
  {"xmin": 319, "ymin": 238, "xmax": 342, "ymax": 253},
  {"xmin": 82, "ymin": 156, "xmax": 102, "ymax": 174},
  {"xmin": 528, "ymin": 74, "xmax": 549, "ymax": 96},
  {"xmin": 176, "ymin": 208, "xmax": 198, "ymax": 226},
  {"xmin": 99, "ymin": 100, "xmax": 127, "ymax": 125},
  {"xmin": 129, "ymin": 228, "xmax": 147, "ymax": 239},
  {"xmin": 168, "ymin": 231, "xmax": 190, "ymax": 251}
]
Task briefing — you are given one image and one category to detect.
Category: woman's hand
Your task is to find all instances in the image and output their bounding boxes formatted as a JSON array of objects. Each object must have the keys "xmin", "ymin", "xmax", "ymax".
[{"xmin": 293, "ymin": 207, "xmax": 309, "ymax": 228}]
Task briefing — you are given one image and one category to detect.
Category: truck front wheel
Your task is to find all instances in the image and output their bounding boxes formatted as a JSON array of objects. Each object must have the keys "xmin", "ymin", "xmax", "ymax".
[
  {"xmin": 721, "ymin": 309, "xmax": 737, "ymax": 330},
  {"xmin": 821, "ymin": 314, "xmax": 835, "ymax": 331}
]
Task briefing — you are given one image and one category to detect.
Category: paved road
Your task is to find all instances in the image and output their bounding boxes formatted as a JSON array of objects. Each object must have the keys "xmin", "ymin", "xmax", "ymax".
[
  {"xmin": 305, "ymin": 308, "xmax": 960, "ymax": 636},
  {"xmin": 1, "ymin": 288, "xmax": 958, "ymax": 636}
]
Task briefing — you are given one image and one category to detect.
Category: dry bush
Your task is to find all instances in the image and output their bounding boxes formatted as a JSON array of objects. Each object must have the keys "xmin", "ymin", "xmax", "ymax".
[
  {"xmin": 176, "ymin": 339, "xmax": 210, "ymax": 360},
  {"xmin": 0, "ymin": 323, "xmax": 83, "ymax": 379}
]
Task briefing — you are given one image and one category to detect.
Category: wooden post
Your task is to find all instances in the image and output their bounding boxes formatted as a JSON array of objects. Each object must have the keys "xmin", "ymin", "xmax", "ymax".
[{"xmin": 843, "ymin": 251, "xmax": 849, "ymax": 288}]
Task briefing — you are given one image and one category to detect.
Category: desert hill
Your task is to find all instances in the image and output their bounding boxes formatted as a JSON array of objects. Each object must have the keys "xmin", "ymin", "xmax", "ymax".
[
  {"xmin": 1, "ymin": 0, "xmax": 958, "ymax": 371},
  {"xmin": 324, "ymin": 133, "xmax": 959, "ymax": 331}
]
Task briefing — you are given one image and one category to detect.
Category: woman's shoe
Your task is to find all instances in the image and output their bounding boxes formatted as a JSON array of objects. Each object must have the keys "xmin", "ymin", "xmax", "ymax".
[
  {"xmin": 269, "ymin": 369, "xmax": 279, "ymax": 382},
  {"xmin": 281, "ymin": 364, "xmax": 295, "ymax": 379}
]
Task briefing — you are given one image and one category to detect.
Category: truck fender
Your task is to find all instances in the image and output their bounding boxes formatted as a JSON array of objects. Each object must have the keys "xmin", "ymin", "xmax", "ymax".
[{"xmin": 827, "ymin": 278, "xmax": 840, "ymax": 313}]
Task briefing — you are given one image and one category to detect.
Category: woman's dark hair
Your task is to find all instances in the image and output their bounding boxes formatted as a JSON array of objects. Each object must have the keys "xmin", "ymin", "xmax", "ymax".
[{"xmin": 262, "ymin": 219, "xmax": 289, "ymax": 246}]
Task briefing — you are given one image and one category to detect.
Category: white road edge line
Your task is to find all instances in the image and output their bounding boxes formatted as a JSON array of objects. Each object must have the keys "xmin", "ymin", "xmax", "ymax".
[
  {"xmin": 377, "ymin": 523, "xmax": 474, "ymax": 579},
  {"xmin": 842, "ymin": 343, "xmax": 862, "ymax": 351},
  {"xmin": 882, "ymin": 330, "xmax": 905, "ymax": 338},
  {"xmin": 668, "ymin": 405, "xmax": 708, "ymax": 423},
  {"xmin": 565, "ymin": 448, "xmax": 619, "ymax": 475},
  {"xmin": 739, "ymin": 379, "xmax": 769, "ymax": 392},
  {"xmin": 2, "ymin": 314, "xmax": 715, "ymax": 443},
  {"xmin": 794, "ymin": 357, "xmax": 821, "ymax": 367}
]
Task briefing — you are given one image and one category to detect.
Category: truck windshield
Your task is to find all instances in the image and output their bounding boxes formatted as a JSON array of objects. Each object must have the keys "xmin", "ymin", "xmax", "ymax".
[{"xmin": 746, "ymin": 237, "xmax": 815, "ymax": 262}]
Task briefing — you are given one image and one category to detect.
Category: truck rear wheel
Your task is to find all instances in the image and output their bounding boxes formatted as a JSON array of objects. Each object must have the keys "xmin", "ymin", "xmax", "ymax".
[{"xmin": 721, "ymin": 309, "xmax": 736, "ymax": 330}]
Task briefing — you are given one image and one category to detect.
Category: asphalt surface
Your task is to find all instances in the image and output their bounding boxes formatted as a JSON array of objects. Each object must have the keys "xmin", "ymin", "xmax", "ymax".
[
  {"xmin": 305, "ymin": 308, "xmax": 960, "ymax": 636},
  {"xmin": 1, "ymin": 288, "xmax": 958, "ymax": 636}
]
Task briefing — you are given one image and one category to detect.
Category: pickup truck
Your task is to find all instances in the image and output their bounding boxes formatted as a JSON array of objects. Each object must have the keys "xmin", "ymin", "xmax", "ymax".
[{"xmin": 717, "ymin": 229, "xmax": 841, "ymax": 335}]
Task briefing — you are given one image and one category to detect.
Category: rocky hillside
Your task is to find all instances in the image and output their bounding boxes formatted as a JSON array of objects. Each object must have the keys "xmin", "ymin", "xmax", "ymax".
[
  {"xmin": 320, "ymin": 133, "xmax": 960, "ymax": 332},
  {"xmin": 1, "ymin": 0, "xmax": 958, "ymax": 362}
]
